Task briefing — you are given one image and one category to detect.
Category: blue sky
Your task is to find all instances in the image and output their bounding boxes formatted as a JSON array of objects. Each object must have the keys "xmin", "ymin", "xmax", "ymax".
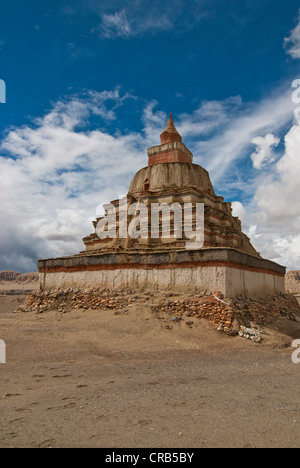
[{"xmin": 0, "ymin": 0, "xmax": 300, "ymax": 272}]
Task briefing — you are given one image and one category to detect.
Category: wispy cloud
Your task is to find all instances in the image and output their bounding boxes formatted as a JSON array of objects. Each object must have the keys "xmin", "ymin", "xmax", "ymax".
[
  {"xmin": 167, "ymin": 87, "xmax": 293, "ymax": 185},
  {"xmin": 99, "ymin": 9, "xmax": 134, "ymax": 39},
  {"xmin": 284, "ymin": 10, "xmax": 300, "ymax": 59},
  {"xmin": 96, "ymin": 7, "xmax": 176, "ymax": 38},
  {"xmin": 91, "ymin": 0, "xmax": 209, "ymax": 39}
]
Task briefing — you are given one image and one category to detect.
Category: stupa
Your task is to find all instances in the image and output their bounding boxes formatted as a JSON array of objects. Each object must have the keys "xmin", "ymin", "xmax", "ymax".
[{"xmin": 38, "ymin": 115, "xmax": 285, "ymax": 297}]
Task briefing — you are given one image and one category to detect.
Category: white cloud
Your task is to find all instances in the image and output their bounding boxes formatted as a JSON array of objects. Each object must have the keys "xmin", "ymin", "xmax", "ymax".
[
  {"xmin": 232, "ymin": 109, "xmax": 300, "ymax": 269},
  {"xmin": 284, "ymin": 11, "xmax": 300, "ymax": 59},
  {"xmin": 196, "ymin": 88, "xmax": 293, "ymax": 184},
  {"xmin": 0, "ymin": 89, "xmax": 145, "ymax": 271},
  {"xmin": 255, "ymin": 110, "xmax": 300, "ymax": 227},
  {"xmin": 250, "ymin": 133, "xmax": 280, "ymax": 169},
  {"xmin": 178, "ymin": 97, "xmax": 242, "ymax": 138},
  {"xmin": 0, "ymin": 84, "xmax": 299, "ymax": 272},
  {"xmin": 231, "ymin": 201, "xmax": 247, "ymax": 223}
]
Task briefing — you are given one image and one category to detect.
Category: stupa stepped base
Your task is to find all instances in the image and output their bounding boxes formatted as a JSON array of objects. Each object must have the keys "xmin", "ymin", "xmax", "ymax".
[{"xmin": 38, "ymin": 248, "xmax": 285, "ymax": 298}]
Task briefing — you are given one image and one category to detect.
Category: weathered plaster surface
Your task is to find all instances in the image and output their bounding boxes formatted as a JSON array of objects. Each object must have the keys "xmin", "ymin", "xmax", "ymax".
[{"xmin": 38, "ymin": 248, "xmax": 285, "ymax": 297}]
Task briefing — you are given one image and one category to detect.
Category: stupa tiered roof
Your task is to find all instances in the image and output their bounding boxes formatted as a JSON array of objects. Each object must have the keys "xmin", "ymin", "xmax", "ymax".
[{"xmin": 83, "ymin": 114, "xmax": 259, "ymax": 258}]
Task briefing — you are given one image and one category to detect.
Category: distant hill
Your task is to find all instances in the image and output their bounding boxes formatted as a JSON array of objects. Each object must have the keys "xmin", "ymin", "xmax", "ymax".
[
  {"xmin": 15, "ymin": 273, "xmax": 39, "ymax": 283},
  {"xmin": 0, "ymin": 271, "xmax": 20, "ymax": 281},
  {"xmin": 285, "ymin": 271, "xmax": 300, "ymax": 293},
  {"xmin": 0, "ymin": 271, "xmax": 38, "ymax": 282}
]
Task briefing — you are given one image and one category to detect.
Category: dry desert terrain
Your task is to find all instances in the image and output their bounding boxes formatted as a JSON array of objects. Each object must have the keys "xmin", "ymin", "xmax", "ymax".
[{"xmin": 0, "ymin": 278, "xmax": 300, "ymax": 448}]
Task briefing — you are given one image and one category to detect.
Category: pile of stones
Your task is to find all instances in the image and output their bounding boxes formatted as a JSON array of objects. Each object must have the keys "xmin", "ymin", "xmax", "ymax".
[
  {"xmin": 238, "ymin": 325, "xmax": 262, "ymax": 343},
  {"xmin": 152, "ymin": 294, "xmax": 235, "ymax": 333},
  {"xmin": 152, "ymin": 292, "xmax": 300, "ymax": 337},
  {"xmin": 21, "ymin": 287, "xmax": 137, "ymax": 314},
  {"xmin": 230, "ymin": 295, "xmax": 298, "ymax": 325},
  {"xmin": 18, "ymin": 288, "xmax": 300, "ymax": 342}
]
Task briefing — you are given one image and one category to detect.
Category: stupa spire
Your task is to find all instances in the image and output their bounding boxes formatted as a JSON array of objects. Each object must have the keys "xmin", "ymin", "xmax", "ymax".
[
  {"xmin": 160, "ymin": 113, "xmax": 182, "ymax": 145},
  {"xmin": 147, "ymin": 113, "xmax": 193, "ymax": 166}
]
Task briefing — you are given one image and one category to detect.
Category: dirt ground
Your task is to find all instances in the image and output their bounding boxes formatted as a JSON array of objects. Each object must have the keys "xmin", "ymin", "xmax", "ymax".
[
  {"xmin": 0, "ymin": 280, "xmax": 38, "ymax": 293},
  {"xmin": 0, "ymin": 288, "xmax": 300, "ymax": 448}
]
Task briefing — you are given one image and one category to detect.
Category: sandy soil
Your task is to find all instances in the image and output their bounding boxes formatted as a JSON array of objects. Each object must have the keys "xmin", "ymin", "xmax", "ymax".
[
  {"xmin": 0, "ymin": 290, "xmax": 300, "ymax": 448},
  {"xmin": 0, "ymin": 280, "xmax": 38, "ymax": 293}
]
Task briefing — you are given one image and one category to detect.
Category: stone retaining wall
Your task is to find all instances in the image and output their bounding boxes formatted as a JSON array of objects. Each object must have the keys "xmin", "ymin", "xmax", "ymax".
[{"xmin": 19, "ymin": 288, "xmax": 300, "ymax": 342}]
